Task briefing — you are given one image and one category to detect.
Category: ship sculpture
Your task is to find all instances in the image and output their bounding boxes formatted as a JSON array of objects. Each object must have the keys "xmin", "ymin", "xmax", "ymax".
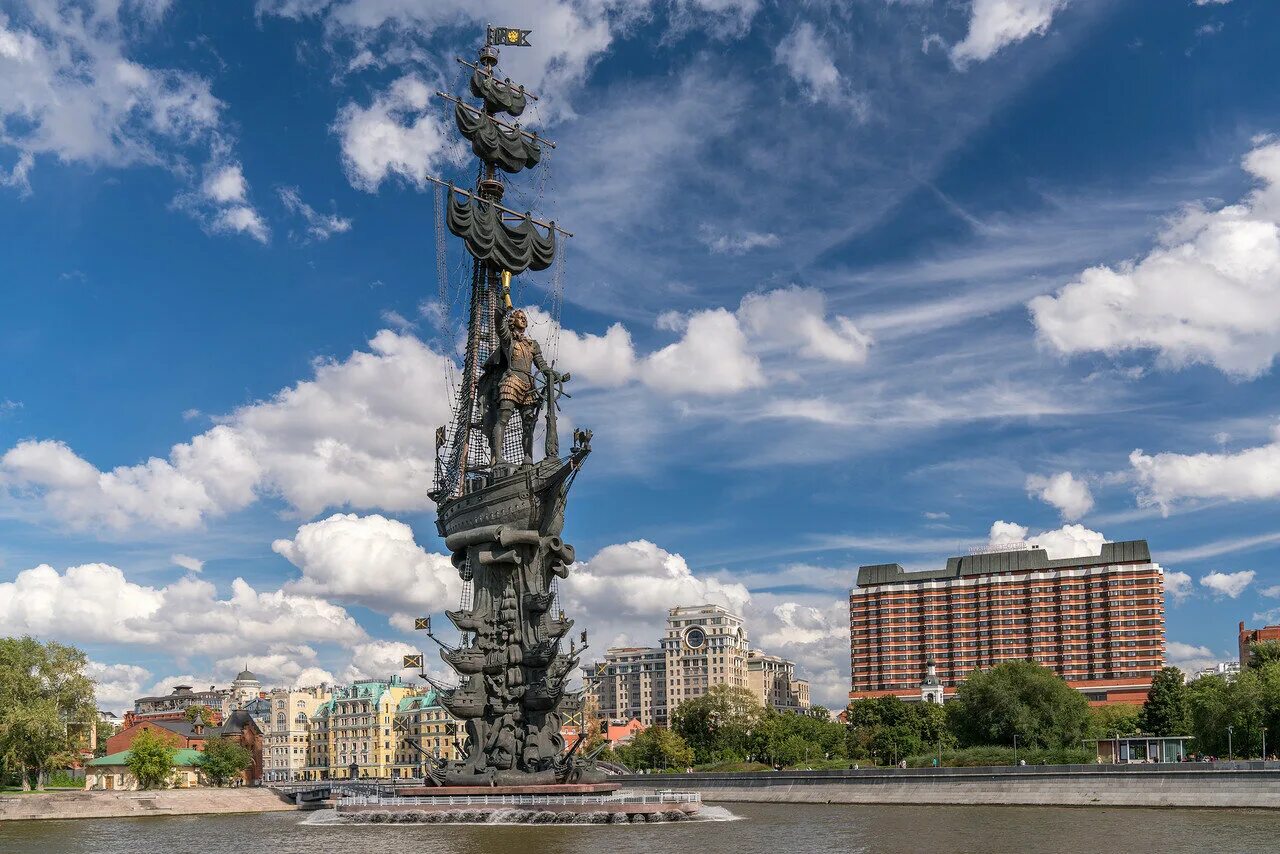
[{"xmin": 403, "ymin": 25, "xmax": 602, "ymax": 787}]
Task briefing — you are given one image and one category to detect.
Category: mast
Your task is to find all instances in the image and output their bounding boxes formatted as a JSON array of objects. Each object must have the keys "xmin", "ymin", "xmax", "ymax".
[{"xmin": 430, "ymin": 28, "xmax": 560, "ymax": 503}]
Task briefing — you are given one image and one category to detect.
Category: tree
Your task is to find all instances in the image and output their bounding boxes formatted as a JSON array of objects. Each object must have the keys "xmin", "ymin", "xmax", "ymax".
[
  {"xmin": 0, "ymin": 636, "xmax": 97, "ymax": 789},
  {"xmin": 616, "ymin": 727, "xmax": 694, "ymax": 771},
  {"xmin": 845, "ymin": 695, "xmax": 952, "ymax": 765},
  {"xmin": 1090, "ymin": 704, "xmax": 1143, "ymax": 739},
  {"xmin": 127, "ymin": 729, "xmax": 177, "ymax": 789},
  {"xmin": 1138, "ymin": 667, "xmax": 1190, "ymax": 736},
  {"xmin": 197, "ymin": 737, "xmax": 253, "ymax": 786},
  {"xmin": 670, "ymin": 684, "xmax": 765, "ymax": 764},
  {"xmin": 754, "ymin": 708, "xmax": 847, "ymax": 767},
  {"xmin": 184, "ymin": 705, "xmax": 216, "ymax": 726},
  {"xmin": 946, "ymin": 660, "xmax": 1091, "ymax": 750},
  {"xmin": 1248, "ymin": 641, "xmax": 1280, "ymax": 670}
]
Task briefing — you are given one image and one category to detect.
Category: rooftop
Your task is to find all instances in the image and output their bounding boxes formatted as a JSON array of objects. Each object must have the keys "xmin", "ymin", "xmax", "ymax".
[
  {"xmin": 855, "ymin": 540, "xmax": 1153, "ymax": 588},
  {"xmin": 89, "ymin": 748, "xmax": 203, "ymax": 767}
]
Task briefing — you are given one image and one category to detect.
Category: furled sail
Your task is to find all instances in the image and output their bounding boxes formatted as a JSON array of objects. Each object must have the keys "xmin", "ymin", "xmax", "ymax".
[
  {"xmin": 447, "ymin": 188, "xmax": 556, "ymax": 273},
  {"xmin": 470, "ymin": 69, "xmax": 527, "ymax": 117},
  {"xmin": 454, "ymin": 103, "xmax": 542, "ymax": 173}
]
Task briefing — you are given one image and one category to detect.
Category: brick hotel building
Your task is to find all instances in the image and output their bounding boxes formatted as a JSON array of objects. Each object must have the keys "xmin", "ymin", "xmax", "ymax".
[{"xmin": 849, "ymin": 541, "xmax": 1164, "ymax": 706}]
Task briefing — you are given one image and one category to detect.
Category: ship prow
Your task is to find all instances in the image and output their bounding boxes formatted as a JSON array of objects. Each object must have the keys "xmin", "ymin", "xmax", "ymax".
[{"xmin": 434, "ymin": 444, "xmax": 590, "ymax": 540}]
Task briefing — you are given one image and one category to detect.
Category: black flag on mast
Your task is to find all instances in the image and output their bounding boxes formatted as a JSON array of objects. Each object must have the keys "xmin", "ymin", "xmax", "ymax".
[{"xmin": 488, "ymin": 27, "xmax": 532, "ymax": 47}]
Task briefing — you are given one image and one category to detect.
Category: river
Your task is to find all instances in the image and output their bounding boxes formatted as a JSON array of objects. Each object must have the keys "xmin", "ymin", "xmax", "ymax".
[{"xmin": 2, "ymin": 802, "xmax": 1278, "ymax": 853}]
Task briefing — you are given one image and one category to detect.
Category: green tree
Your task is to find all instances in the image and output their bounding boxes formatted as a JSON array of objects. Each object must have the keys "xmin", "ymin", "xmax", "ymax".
[
  {"xmin": 670, "ymin": 684, "xmax": 765, "ymax": 764},
  {"xmin": 1089, "ymin": 704, "xmax": 1143, "ymax": 739},
  {"xmin": 127, "ymin": 729, "xmax": 177, "ymax": 789},
  {"xmin": 845, "ymin": 696, "xmax": 952, "ymax": 765},
  {"xmin": 183, "ymin": 705, "xmax": 216, "ymax": 726},
  {"xmin": 754, "ymin": 708, "xmax": 847, "ymax": 767},
  {"xmin": 946, "ymin": 660, "xmax": 1091, "ymax": 750},
  {"xmin": 616, "ymin": 727, "xmax": 694, "ymax": 771},
  {"xmin": 1138, "ymin": 667, "xmax": 1191, "ymax": 736},
  {"xmin": 0, "ymin": 636, "xmax": 97, "ymax": 789},
  {"xmin": 1248, "ymin": 641, "xmax": 1280, "ymax": 670},
  {"xmin": 197, "ymin": 737, "xmax": 253, "ymax": 786}
]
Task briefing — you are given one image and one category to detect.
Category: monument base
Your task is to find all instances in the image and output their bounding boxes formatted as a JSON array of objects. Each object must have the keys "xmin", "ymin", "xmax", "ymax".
[{"xmin": 334, "ymin": 786, "xmax": 701, "ymax": 823}]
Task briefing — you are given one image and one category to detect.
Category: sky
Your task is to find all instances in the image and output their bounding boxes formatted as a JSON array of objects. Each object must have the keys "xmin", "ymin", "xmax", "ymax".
[{"xmin": 2, "ymin": 0, "xmax": 1279, "ymax": 713}]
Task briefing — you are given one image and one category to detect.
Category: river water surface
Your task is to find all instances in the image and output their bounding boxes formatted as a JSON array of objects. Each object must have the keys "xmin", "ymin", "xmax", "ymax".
[{"xmin": 3, "ymin": 802, "xmax": 1278, "ymax": 853}]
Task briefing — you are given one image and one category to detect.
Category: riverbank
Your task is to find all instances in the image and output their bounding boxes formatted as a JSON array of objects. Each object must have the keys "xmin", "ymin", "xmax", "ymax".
[
  {"xmin": 614, "ymin": 762, "xmax": 1280, "ymax": 809},
  {"xmin": 0, "ymin": 788, "xmax": 297, "ymax": 822}
]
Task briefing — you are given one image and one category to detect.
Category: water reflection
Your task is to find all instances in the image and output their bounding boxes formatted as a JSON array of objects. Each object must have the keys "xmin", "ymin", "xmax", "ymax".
[{"xmin": 3, "ymin": 803, "xmax": 1280, "ymax": 854}]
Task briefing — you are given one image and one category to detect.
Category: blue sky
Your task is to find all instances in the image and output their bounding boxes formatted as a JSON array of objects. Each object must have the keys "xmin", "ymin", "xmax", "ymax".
[{"xmin": 2, "ymin": 0, "xmax": 1280, "ymax": 710}]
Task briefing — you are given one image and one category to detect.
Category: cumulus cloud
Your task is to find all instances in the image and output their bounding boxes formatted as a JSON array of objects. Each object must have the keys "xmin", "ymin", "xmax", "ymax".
[
  {"xmin": 1025, "ymin": 471, "xmax": 1094, "ymax": 520},
  {"xmin": 1166, "ymin": 570, "xmax": 1194, "ymax": 604},
  {"xmin": 333, "ymin": 75, "xmax": 461, "ymax": 192},
  {"xmin": 988, "ymin": 520, "xmax": 1106, "ymax": 559},
  {"xmin": 274, "ymin": 513, "xmax": 460, "ymax": 622},
  {"xmin": 1130, "ymin": 423, "xmax": 1280, "ymax": 511},
  {"xmin": 0, "ymin": 2, "xmax": 266, "ymax": 237},
  {"xmin": 0, "ymin": 330, "xmax": 454, "ymax": 531},
  {"xmin": 636, "ymin": 287, "xmax": 872, "ymax": 395},
  {"xmin": 0, "ymin": 562, "xmax": 366, "ymax": 653},
  {"xmin": 1166, "ymin": 640, "xmax": 1221, "ymax": 677},
  {"xmin": 951, "ymin": 0, "xmax": 1071, "ymax": 67},
  {"xmin": 1199, "ymin": 570, "xmax": 1255, "ymax": 598},
  {"xmin": 1031, "ymin": 138, "xmax": 1280, "ymax": 379},
  {"xmin": 88, "ymin": 661, "xmax": 152, "ymax": 714},
  {"xmin": 774, "ymin": 21, "xmax": 868, "ymax": 116},
  {"xmin": 213, "ymin": 644, "xmax": 337, "ymax": 689},
  {"xmin": 523, "ymin": 307, "xmax": 638, "ymax": 389},
  {"xmin": 641, "ymin": 308, "xmax": 765, "ymax": 395}
]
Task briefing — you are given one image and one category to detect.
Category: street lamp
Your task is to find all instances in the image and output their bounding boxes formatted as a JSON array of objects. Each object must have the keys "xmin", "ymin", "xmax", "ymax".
[
  {"xmin": 1013, "ymin": 734, "xmax": 1019, "ymax": 766},
  {"xmin": 1227, "ymin": 725, "xmax": 1234, "ymax": 760}
]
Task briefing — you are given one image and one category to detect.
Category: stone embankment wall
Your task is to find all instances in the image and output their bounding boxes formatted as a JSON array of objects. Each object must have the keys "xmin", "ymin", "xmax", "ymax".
[
  {"xmin": 615, "ymin": 763, "xmax": 1280, "ymax": 809},
  {"xmin": 0, "ymin": 788, "xmax": 296, "ymax": 822}
]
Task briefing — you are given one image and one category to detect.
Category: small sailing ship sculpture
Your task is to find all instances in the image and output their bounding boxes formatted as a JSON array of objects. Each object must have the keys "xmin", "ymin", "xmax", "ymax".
[{"xmin": 403, "ymin": 25, "xmax": 602, "ymax": 787}]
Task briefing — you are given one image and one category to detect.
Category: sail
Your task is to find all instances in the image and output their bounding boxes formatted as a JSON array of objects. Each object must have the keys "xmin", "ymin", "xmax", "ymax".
[
  {"xmin": 454, "ymin": 102, "xmax": 542, "ymax": 173},
  {"xmin": 470, "ymin": 68, "xmax": 527, "ymax": 116},
  {"xmin": 447, "ymin": 188, "xmax": 556, "ymax": 273}
]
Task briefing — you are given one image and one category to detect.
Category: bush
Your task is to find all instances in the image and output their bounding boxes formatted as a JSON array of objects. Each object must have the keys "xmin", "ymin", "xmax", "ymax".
[
  {"xmin": 46, "ymin": 770, "xmax": 80, "ymax": 788},
  {"xmin": 904, "ymin": 745, "xmax": 1093, "ymax": 768}
]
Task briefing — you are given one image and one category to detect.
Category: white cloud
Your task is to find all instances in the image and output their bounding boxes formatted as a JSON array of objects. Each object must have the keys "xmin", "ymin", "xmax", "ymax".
[
  {"xmin": 1166, "ymin": 570, "xmax": 1194, "ymax": 604},
  {"xmin": 0, "ymin": 330, "xmax": 454, "ymax": 531},
  {"xmin": 1025, "ymin": 471, "xmax": 1094, "ymax": 520},
  {"xmin": 88, "ymin": 661, "xmax": 152, "ymax": 715},
  {"xmin": 1261, "ymin": 584, "xmax": 1280, "ymax": 598},
  {"xmin": 273, "ymin": 513, "xmax": 460, "ymax": 622},
  {"xmin": 258, "ymin": 0, "xmax": 760, "ymax": 118},
  {"xmin": 1130, "ymin": 423, "xmax": 1280, "ymax": 511},
  {"xmin": 1199, "ymin": 570, "xmax": 1255, "ymax": 598},
  {"xmin": 564, "ymin": 540, "xmax": 751, "ymax": 648},
  {"xmin": 1031, "ymin": 139, "xmax": 1280, "ymax": 379},
  {"xmin": 171, "ymin": 553, "xmax": 204, "ymax": 573},
  {"xmin": 341, "ymin": 639, "xmax": 446, "ymax": 684},
  {"xmin": 951, "ymin": 0, "xmax": 1071, "ymax": 67},
  {"xmin": 278, "ymin": 186, "xmax": 352, "ymax": 241},
  {"xmin": 203, "ymin": 164, "xmax": 248, "ymax": 203},
  {"xmin": 213, "ymin": 644, "xmax": 337, "ymax": 689},
  {"xmin": 738, "ymin": 287, "xmax": 873, "ymax": 366},
  {"xmin": 1166, "ymin": 640, "xmax": 1221, "ymax": 677},
  {"xmin": 988, "ymin": 520, "xmax": 1106, "ymax": 559},
  {"xmin": 523, "ymin": 307, "xmax": 638, "ymax": 389},
  {"xmin": 774, "ymin": 21, "xmax": 868, "ymax": 116},
  {"xmin": 640, "ymin": 308, "xmax": 765, "ymax": 395},
  {"xmin": 332, "ymin": 75, "xmax": 460, "ymax": 192},
  {"xmin": 698, "ymin": 226, "xmax": 780, "ymax": 255},
  {"xmin": 0, "ymin": 562, "xmax": 366, "ymax": 653},
  {"xmin": 0, "ymin": 2, "xmax": 265, "ymax": 238}
]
